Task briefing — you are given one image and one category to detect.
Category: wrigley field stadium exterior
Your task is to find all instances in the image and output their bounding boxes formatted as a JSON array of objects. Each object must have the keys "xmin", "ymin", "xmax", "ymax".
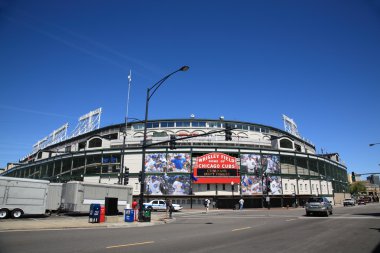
[{"xmin": 2, "ymin": 118, "xmax": 349, "ymax": 208}]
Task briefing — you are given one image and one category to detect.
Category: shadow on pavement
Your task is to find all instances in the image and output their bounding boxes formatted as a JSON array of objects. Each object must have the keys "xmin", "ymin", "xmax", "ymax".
[{"xmin": 354, "ymin": 213, "xmax": 380, "ymax": 217}]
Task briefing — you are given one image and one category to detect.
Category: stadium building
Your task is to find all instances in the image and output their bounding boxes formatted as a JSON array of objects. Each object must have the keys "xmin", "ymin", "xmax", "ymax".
[{"xmin": 2, "ymin": 114, "xmax": 349, "ymax": 208}]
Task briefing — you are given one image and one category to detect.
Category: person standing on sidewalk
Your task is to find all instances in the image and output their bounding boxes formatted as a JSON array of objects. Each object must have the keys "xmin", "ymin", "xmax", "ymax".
[
  {"xmin": 132, "ymin": 199, "xmax": 138, "ymax": 221},
  {"xmin": 239, "ymin": 198, "xmax": 244, "ymax": 210}
]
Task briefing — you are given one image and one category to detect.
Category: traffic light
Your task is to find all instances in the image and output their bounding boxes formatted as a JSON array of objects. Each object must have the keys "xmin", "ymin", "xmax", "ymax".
[
  {"xmin": 169, "ymin": 135, "xmax": 177, "ymax": 150},
  {"xmin": 225, "ymin": 124, "xmax": 232, "ymax": 141},
  {"xmin": 138, "ymin": 171, "xmax": 143, "ymax": 182},
  {"xmin": 123, "ymin": 167, "xmax": 129, "ymax": 185},
  {"xmin": 351, "ymin": 172, "xmax": 356, "ymax": 182}
]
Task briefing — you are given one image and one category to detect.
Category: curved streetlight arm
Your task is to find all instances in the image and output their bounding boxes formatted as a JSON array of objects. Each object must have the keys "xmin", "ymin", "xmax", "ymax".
[
  {"xmin": 148, "ymin": 66, "xmax": 189, "ymax": 101},
  {"xmin": 369, "ymin": 143, "xmax": 380, "ymax": 147}
]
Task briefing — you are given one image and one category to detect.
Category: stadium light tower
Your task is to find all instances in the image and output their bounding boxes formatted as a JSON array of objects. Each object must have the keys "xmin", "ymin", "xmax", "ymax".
[{"xmin": 138, "ymin": 66, "xmax": 189, "ymax": 221}]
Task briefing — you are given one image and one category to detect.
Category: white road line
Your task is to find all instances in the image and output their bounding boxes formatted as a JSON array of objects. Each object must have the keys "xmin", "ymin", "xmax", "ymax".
[
  {"xmin": 232, "ymin": 227, "xmax": 251, "ymax": 232},
  {"xmin": 106, "ymin": 241, "xmax": 154, "ymax": 249}
]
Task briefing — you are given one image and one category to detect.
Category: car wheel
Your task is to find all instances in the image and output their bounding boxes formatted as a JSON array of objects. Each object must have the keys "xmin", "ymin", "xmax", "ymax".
[
  {"xmin": 0, "ymin": 209, "xmax": 9, "ymax": 219},
  {"xmin": 11, "ymin": 209, "xmax": 23, "ymax": 219}
]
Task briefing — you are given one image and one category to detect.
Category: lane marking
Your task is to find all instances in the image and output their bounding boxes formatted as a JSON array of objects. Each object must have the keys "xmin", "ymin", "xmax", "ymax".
[
  {"xmin": 285, "ymin": 219, "xmax": 297, "ymax": 222},
  {"xmin": 232, "ymin": 227, "xmax": 251, "ymax": 232},
  {"xmin": 106, "ymin": 241, "xmax": 155, "ymax": 249}
]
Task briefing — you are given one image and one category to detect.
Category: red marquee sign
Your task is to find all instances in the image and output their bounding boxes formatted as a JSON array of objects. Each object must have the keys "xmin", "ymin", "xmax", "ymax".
[{"xmin": 193, "ymin": 152, "xmax": 240, "ymax": 184}]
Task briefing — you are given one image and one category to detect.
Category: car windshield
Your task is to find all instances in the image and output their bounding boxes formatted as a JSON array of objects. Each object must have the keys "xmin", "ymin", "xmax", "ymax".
[{"xmin": 308, "ymin": 197, "xmax": 323, "ymax": 203}]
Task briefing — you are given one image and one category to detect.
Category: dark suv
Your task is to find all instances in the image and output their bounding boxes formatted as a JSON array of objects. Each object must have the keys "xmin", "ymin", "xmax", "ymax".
[{"xmin": 305, "ymin": 197, "xmax": 333, "ymax": 216}]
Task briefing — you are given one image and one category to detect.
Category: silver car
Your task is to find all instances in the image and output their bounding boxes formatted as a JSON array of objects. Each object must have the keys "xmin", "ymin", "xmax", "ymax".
[{"xmin": 305, "ymin": 197, "xmax": 333, "ymax": 216}]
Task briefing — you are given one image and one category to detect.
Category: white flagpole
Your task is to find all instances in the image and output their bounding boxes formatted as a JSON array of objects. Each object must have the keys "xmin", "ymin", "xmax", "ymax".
[{"xmin": 126, "ymin": 70, "xmax": 132, "ymax": 127}]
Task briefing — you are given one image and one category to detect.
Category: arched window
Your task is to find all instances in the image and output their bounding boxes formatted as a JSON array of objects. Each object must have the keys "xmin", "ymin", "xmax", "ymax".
[
  {"xmin": 88, "ymin": 138, "xmax": 102, "ymax": 148},
  {"xmin": 279, "ymin": 138, "xmax": 293, "ymax": 149}
]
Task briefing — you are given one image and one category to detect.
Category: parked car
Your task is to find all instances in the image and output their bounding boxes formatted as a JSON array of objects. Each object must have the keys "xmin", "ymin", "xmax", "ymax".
[
  {"xmin": 143, "ymin": 199, "xmax": 183, "ymax": 212},
  {"xmin": 357, "ymin": 199, "xmax": 366, "ymax": 205},
  {"xmin": 305, "ymin": 197, "xmax": 333, "ymax": 216},
  {"xmin": 343, "ymin": 198, "xmax": 355, "ymax": 207}
]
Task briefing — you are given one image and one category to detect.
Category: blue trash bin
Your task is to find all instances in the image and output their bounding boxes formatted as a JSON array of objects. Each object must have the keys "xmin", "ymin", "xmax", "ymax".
[
  {"xmin": 89, "ymin": 204, "xmax": 101, "ymax": 223},
  {"xmin": 124, "ymin": 209, "xmax": 134, "ymax": 222}
]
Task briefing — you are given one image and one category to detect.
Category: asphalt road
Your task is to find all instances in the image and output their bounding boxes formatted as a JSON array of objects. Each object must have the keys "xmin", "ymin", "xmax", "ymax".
[{"xmin": 1, "ymin": 204, "xmax": 379, "ymax": 253}]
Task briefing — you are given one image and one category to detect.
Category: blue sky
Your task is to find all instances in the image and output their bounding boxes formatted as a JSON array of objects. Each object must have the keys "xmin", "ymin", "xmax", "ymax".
[{"xmin": 1, "ymin": 1, "xmax": 379, "ymax": 177}]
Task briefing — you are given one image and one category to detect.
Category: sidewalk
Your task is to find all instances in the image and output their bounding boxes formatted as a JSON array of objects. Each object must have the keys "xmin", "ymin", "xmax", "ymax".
[{"xmin": 0, "ymin": 213, "xmax": 173, "ymax": 231}]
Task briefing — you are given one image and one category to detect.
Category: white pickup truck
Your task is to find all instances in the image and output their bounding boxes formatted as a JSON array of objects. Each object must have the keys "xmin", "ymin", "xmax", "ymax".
[
  {"xmin": 143, "ymin": 199, "xmax": 183, "ymax": 211},
  {"xmin": 343, "ymin": 198, "xmax": 355, "ymax": 206}
]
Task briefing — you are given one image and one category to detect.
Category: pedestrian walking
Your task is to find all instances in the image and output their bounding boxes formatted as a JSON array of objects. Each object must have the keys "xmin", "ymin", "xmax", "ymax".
[
  {"xmin": 204, "ymin": 198, "xmax": 210, "ymax": 213},
  {"xmin": 166, "ymin": 198, "xmax": 171, "ymax": 218},
  {"xmin": 168, "ymin": 199, "xmax": 173, "ymax": 218}
]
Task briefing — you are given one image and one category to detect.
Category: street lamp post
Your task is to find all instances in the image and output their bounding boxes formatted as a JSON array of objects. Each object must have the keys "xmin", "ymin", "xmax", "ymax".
[
  {"xmin": 231, "ymin": 181, "xmax": 235, "ymax": 209},
  {"xmin": 138, "ymin": 66, "xmax": 189, "ymax": 221},
  {"xmin": 293, "ymin": 184, "xmax": 297, "ymax": 208}
]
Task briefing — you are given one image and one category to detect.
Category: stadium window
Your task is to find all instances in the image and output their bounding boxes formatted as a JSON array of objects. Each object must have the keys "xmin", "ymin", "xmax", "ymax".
[
  {"xmin": 208, "ymin": 122, "xmax": 222, "ymax": 128},
  {"xmin": 132, "ymin": 123, "xmax": 144, "ymax": 130},
  {"xmin": 147, "ymin": 122, "xmax": 159, "ymax": 128},
  {"xmin": 254, "ymin": 126, "xmax": 261, "ymax": 132},
  {"xmin": 280, "ymin": 139, "xmax": 293, "ymax": 149},
  {"xmin": 285, "ymin": 183, "xmax": 288, "ymax": 191},
  {"xmin": 295, "ymin": 144, "xmax": 301, "ymax": 152},
  {"xmin": 65, "ymin": 146, "xmax": 72, "ymax": 152},
  {"xmin": 176, "ymin": 121, "xmax": 190, "ymax": 127},
  {"xmin": 207, "ymin": 184, "xmax": 210, "ymax": 190},
  {"xmin": 192, "ymin": 121, "xmax": 206, "ymax": 127},
  {"xmin": 88, "ymin": 138, "xmax": 102, "ymax": 148},
  {"xmin": 161, "ymin": 122, "xmax": 174, "ymax": 128}
]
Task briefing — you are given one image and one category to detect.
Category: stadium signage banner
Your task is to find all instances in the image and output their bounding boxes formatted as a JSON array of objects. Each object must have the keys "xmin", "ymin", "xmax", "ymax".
[{"xmin": 193, "ymin": 152, "xmax": 240, "ymax": 184}]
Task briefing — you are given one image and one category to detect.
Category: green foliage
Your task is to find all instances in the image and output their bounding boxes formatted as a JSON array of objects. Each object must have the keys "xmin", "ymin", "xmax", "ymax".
[{"xmin": 350, "ymin": 181, "xmax": 366, "ymax": 194}]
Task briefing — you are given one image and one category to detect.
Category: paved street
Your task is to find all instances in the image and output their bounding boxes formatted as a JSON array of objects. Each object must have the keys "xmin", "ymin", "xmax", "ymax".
[{"xmin": 0, "ymin": 204, "xmax": 379, "ymax": 253}]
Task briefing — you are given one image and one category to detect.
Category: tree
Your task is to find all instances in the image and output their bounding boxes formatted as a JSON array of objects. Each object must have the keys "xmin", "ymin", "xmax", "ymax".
[{"xmin": 350, "ymin": 181, "xmax": 366, "ymax": 195}]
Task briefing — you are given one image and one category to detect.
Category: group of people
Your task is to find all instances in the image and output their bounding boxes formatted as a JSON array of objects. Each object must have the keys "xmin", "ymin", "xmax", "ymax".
[{"xmin": 203, "ymin": 198, "xmax": 245, "ymax": 212}]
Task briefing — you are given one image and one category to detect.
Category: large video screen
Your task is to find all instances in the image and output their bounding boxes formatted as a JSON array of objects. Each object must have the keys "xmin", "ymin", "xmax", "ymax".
[
  {"xmin": 167, "ymin": 153, "xmax": 191, "ymax": 173},
  {"xmin": 240, "ymin": 154, "xmax": 261, "ymax": 174},
  {"xmin": 145, "ymin": 153, "xmax": 167, "ymax": 173},
  {"xmin": 145, "ymin": 174, "xmax": 191, "ymax": 196},
  {"xmin": 241, "ymin": 175, "xmax": 262, "ymax": 195},
  {"xmin": 166, "ymin": 174, "xmax": 191, "ymax": 195},
  {"xmin": 264, "ymin": 175, "xmax": 282, "ymax": 195},
  {"xmin": 145, "ymin": 153, "xmax": 191, "ymax": 173},
  {"xmin": 145, "ymin": 175, "xmax": 167, "ymax": 195},
  {"xmin": 262, "ymin": 155, "xmax": 280, "ymax": 174}
]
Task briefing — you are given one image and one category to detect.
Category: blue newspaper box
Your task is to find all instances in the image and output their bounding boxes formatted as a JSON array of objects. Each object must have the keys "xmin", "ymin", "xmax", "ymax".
[
  {"xmin": 89, "ymin": 203, "xmax": 101, "ymax": 223},
  {"xmin": 124, "ymin": 209, "xmax": 134, "ymax": 222}
]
